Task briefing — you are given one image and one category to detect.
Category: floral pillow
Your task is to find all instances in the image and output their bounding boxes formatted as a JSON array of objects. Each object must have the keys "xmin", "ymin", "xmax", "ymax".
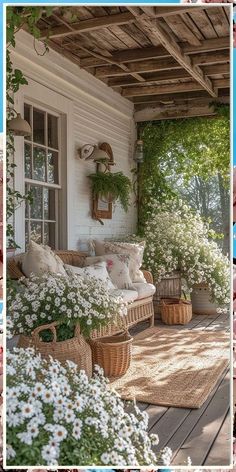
[
  {"xmin": 64, "ymin": 261, "xmax": 115, "ymax": 290},
  {"xmin": 85, "ymin": 254, "xmax": 133, "ymax": 289},
  {"xmin": 94, "ymin": 240, "xmax": 146, "ymax": 283}
]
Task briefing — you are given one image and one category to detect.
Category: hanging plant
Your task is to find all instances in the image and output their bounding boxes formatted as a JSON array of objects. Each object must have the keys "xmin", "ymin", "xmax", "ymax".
[{"xmin": 88, "ymin": 171, "xmax": 132, "ymax": 212}]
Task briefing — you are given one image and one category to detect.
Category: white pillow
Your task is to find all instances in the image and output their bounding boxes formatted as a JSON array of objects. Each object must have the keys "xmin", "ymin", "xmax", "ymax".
[
  {"xmin": 85, "ymin": 254, "xmax": 133, "ymax": 289},
  {"xmin": 22, "ymin": 241, "xmax": 67, "ymax": 277},
  {"xmin": 94, "ymin": 239, "xmax": 146, "ymax": 283},
  {"xmin": 65, "ymin": 261, "xmax": 115, "ymax": 290}
]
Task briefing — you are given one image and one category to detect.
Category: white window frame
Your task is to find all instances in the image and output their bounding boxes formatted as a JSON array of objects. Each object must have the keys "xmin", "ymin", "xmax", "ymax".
[
  {"xmin": 13, "ymin": 77, "xmax": 74, "ymax": 252},
  {"xmin": 24, "ymin": 100, "xmax": 61, "ymax": 249}
]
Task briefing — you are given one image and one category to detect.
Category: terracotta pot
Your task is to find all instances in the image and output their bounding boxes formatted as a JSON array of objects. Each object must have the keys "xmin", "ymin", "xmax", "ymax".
[{"xmin": 190, "ymin": 284, "xmax": 217, "ymax": 315}]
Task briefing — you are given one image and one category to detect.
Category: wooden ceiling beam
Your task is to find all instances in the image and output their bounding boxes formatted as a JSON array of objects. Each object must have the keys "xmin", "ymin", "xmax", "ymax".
[
  {"xmin": 95, "ymin": 51, "xmax": 229, "ymax": 77},
  {"xmin": 127, "ymin": 7, "xmax": 217, "ymax": 97},
  {"xmin": 81, "ymin": 37, "xmax": 229, "ymax": 68},
  {"xmin": 108, "ymin": 63, "xmax": 230, "ymax": 88},
  {"xmin": 134, "ymin": 96, "xmax": 229, "ymax": 122},
  {"xmin": 132, "ymin": 88, "xmax": 229, "ymax": 104},
  {"xmin": 40, "ymin": 12, "xmax": 135, "ymax": 39},
  {"xmin": 122, "ymin": 78, "xmax": 228, "ymax": 97}
]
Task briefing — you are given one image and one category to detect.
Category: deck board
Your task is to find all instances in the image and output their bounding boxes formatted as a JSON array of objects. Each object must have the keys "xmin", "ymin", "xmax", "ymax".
[{"xmin": 130, "ymin": 311, "xmax": 230, "ymax": 466}]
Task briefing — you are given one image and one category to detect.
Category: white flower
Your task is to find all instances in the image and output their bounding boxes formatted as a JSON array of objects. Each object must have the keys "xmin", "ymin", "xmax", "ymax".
[{"xmin": 52, "ymin": 425, "xmax": 68, "ymax": 442}]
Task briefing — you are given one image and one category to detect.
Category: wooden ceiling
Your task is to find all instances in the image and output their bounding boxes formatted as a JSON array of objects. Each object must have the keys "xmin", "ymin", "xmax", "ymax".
[{"xmin": 34, "ymin": 5, "xmax": 230, "ymax": 121}]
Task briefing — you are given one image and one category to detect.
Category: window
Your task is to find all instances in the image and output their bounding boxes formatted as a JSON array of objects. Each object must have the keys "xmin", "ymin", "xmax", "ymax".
[{"xmin": 24, "ymin": 103, "xmax": 61, "ymax": 249}]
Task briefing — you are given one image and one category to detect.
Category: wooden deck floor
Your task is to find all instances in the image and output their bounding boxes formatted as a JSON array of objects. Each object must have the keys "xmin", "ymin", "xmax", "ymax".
[{"xmin": 130, "ymin": 312, "xmax": 231, "ymax": 467}]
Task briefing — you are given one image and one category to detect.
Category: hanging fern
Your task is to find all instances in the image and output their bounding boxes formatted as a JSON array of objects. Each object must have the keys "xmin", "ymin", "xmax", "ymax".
[{"xmin": 88, "ymin": 171, "xmax": 132, "ymax": 212}]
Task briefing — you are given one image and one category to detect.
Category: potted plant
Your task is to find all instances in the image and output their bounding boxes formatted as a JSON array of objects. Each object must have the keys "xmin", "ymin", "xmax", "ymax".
[
  {"xmin": 88, "ymin": 171, "xmax": 132, "ymax": 212},
  {"xmin": 7, "ymin": 272, "xmax": 127, "ymax": 372},
  {"xmin": 141, "ymin": 199, "xmax": 230, "ymax": 313},
  {"xmin": 6, "ymin": 348, "xmax": 162, "ymax": 466}
]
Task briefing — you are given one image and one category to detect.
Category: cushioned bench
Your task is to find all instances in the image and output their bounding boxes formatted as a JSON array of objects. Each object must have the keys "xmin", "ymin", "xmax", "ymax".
[{"xmin": 7, "ymin": 250, "xmax": 155, "ymax": 339}]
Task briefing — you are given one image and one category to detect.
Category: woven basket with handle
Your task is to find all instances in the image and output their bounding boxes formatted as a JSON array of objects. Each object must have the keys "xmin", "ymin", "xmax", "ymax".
[
  {"xmin": 89, "ymin": 331, "xmax": 133, "ymax": 378},
  {"xmin": 161, "ymin": 298, "xmax": 192, "ymax": 325},
  {"xmin": 18, "ymin": 322, "xmax": 92, "ymax": 377}
]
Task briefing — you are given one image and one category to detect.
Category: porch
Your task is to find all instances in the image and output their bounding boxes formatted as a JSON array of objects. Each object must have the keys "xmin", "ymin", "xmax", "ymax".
[{"xmin": 6, "ymin": 4, "xmax": 231, "ymax": 468}]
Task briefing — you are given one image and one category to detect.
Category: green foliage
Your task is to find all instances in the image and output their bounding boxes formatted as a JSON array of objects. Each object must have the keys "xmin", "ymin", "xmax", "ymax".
[
  {"xmin": 138, "ymin": 110, "xmax": 230, "ymax": 234},
  {"xmin": 88, "ymin": 171, "xmax": 132, "ymax": 212}
]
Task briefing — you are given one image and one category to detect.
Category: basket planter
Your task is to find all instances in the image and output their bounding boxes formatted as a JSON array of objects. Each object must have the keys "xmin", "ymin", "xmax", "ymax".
[
  {"xmin": 89, "ymin": 331, "xmax": 133, "ymax": 378},
  {"xmin": 18, "ymin": 322, "xmax": 92, "ymax": 378},
  {"xmin": 153, "ymin": 272, "xmax": 182, "ymax": 317},
  {"xmin": 191, "ymin": 284, "xmax": 217, "ymax": 315},
  {"xmin": 161, "ymin": 298, "xmax": 192, "ymax": 325}
]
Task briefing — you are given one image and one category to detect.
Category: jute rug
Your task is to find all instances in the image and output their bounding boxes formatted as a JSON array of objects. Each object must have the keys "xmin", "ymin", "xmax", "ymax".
[{"xmin": 110, "ymin": 327, "xmax": 229, "ymax": 409}]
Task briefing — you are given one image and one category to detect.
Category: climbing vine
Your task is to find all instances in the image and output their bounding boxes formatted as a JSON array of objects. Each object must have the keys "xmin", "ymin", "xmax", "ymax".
[
  {"xmin": 6, "ymin": 6, "xmax": 51, "ymax": 248},
  {"xmin": 137, "ymin": 106, "xmax": 230, "ymax": 235}
]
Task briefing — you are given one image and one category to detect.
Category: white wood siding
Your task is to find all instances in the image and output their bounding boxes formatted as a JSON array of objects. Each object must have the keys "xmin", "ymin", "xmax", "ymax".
[{"xmin": 12, "ymin": 31, "xmax": 136, "ymax": 252}]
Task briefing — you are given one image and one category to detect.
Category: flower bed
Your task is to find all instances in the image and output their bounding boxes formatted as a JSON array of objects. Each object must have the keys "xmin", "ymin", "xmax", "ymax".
[{"xmin": 6, "ymin": 348, "xmax": 162, "ymax": 466}]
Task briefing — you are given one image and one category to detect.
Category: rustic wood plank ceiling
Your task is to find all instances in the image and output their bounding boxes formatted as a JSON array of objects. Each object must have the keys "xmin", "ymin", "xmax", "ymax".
[{"xmin": 33, "ymin": 5, "xmax": 230, "ymax": 120}]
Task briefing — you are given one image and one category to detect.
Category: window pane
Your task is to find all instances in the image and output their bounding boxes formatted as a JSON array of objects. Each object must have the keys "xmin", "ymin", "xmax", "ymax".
[
  {"xmin": 31, "ymin": 186, "xmax": 43, "ymax": 220},
  {"xmin": 33, "ymin": 108, "xmax": 45, "ymax": 145},
  {"xmin": 44, "ymin": 188, "xmax": 55, "ymax": 220},
  {"xmin": 24, "ymin": 104, "xmax": 31, "ymax": 136},
  {"xmin": 30, "ymin": 221, "xmax": 42, "ymax": 245},
  {"xmin": 24, "ymin": 143, "xmax": 31, "ymax": 179},
  {"xmin": 44, "ymin": 222, "xmax": 55, "ymax": 248},
  {"xmin": 47, "ymin": 151, "xmax": 59, "ymax": 184},
  {"xmin": 33, "ymin": 146, "xmax": 46, "ymax": 181},
  {"xmin": 48, "ymin": 114, "xmax": 58, "ymax": 149}
]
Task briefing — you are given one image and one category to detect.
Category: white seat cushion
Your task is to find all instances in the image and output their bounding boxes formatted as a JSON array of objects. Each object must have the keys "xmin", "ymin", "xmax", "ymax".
[
  {"xmin": 110, "ymin": 289, "xmax": 138, "ymax": 303},
  {"xmin": 132, "ymin": 282, "xmax": 156, "ymax": 300},
  {"xmin": 65, "ymin": 262, "xmax": 115, "ymax": 290}
]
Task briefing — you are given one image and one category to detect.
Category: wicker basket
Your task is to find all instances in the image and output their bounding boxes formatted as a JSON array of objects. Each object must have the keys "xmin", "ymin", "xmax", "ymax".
[
  {"xmin": 154, "ymin": 272, "xmax": 182, "ymax": 317},
  {"xmin": 18, "ymin": 322, "xmax": 92, "ymax": 377},
  {"xmin": 89, "ymin": 331, "xmax": 133, "ymax": 378},
  {"xmin": 161, "ymin": 298, "xmax": 192, "ymax": 325}
]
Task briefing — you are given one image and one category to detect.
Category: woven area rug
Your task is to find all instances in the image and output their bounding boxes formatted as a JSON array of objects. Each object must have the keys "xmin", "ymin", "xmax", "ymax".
[{"xmin": 110, "ymin": 327, "xmax": 229, "ymax": 409}]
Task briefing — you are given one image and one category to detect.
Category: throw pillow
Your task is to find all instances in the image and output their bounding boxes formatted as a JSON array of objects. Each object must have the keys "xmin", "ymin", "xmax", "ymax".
[
  {"xmin": 65, "ymin": 261, "xmax": 115, "ymax": 290},
  {"xmin": 85, "ymin": 254, "xmax": 133, "ymax": 289},
  {"xmin": 22, "ymin": 240, "xmax": 67, "ymax": 277},
  {"xmin": 93, "ymin": 239, "xmax": 146, "ymax": 283}
]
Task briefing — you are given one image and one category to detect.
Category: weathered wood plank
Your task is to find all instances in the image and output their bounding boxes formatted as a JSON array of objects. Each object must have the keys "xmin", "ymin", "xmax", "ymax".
[
  {"xmin": 127, "ymin": 7, "xmax": 216, "ymax": 97},
  {"xmin": 108, "ymin": 64, "xmax": 229, "ymax": 88},
  {"xmin": 81, "ymin": 37, "xmax": 229, "ymax": 68},
  {"xmin": 204, "ymin": 410, "xmax": 231, "ymax": 465},
  {"xmin": 172, "ymin": 372, "xmax": 230, "ymax": 465},
  {"xmin": 94, "ymin": 51, "xmax": 229, "ymax": 77},
  {"xmin": 206, "ymin": 7, "xmax": 230, "ymax": 38},
  {"xmin": 123, "ymin": 78, "xmax": 228, "ymax": 97},
  {"xmin": 168, "ymin": 371, "xmax": 229, "ymax": 463},
  {"xmin": 189, "ymin": 9, "xmax": 218, "ymax": 39},
  {"xmin": 40, "ymin": 12, "xmax": 135, "ymax": 39},
  {"xmin": 132, "ymin": 88, "xmax": 229, "ymax": 105},
  {"xmin": 164, "ymin": 14, "xmax": 201, "ymax": 46}
]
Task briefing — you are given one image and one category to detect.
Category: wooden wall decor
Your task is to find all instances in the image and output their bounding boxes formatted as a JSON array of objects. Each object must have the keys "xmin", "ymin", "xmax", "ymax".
[{"xmin": 92, "ymin": 195, "xmax": 112, "ymax": 225}]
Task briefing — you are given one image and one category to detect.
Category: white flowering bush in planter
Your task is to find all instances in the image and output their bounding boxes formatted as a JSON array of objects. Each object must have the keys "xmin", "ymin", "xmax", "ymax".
[
  {"xmin": 6, "ymin": 348, "xmax": 164, "ymax": 466},
  {"xmin": 143, "ymin": 199, "xmax": 230, "ymax": 310},
  {"xmin": 7, "ymin": 272, "xmax": 127, "ymax": 340}
]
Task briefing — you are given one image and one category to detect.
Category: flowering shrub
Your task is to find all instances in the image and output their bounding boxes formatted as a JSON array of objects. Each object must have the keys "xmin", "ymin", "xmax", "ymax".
[
  {"xmin": 8, "ymin": 272, "xmax": 127, "ymax": 340},
  {"xmin": 143, "ymin": 199, "xmax": 230, "ymax": 309},
  {"xmin": 6, "ymin": 348, "xmax": 163, "ymax": 466}
]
